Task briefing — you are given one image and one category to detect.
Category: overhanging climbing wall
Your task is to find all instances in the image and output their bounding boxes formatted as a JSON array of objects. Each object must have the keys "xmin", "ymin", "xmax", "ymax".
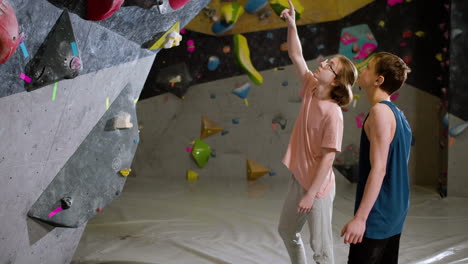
[{"xmin": 0, "ymin": 0, "xmax": 209, "ymax": 263}]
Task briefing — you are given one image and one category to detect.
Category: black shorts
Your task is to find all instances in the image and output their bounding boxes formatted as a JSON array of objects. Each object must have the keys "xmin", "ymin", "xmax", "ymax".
[{"xmin": 347, "ymin": 233, "xmax": 401, "ymax": 264}]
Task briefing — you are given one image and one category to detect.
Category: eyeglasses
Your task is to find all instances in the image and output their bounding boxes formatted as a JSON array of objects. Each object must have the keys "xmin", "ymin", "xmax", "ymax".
[{"xmin": 321, "ymin": 59, "xmax": 338, "ymax": 77}]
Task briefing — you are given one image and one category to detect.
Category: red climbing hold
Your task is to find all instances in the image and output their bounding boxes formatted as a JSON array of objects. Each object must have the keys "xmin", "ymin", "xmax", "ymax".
[
  {"xmin": 87, "ymin": 0, "xmax": 125, "ymax": 21},
  {"xmin": 169, "ymin": 0, "xmax": 191, "ymax": 10},
  {"xmin": 0, "ymin": 0, "xmax": 20, "ymax": 64}
]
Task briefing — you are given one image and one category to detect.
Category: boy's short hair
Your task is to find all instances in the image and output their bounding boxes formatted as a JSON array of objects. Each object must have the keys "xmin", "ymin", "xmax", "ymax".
[{"xmin": 373, "ymin": 52, "xmax": 411, "ymax": 95}]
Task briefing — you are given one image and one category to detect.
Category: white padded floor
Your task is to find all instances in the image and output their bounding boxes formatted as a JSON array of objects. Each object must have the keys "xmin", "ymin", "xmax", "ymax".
[{"xmin": 71, "ymin": 169, "xmax": 468, "ymax": 264}]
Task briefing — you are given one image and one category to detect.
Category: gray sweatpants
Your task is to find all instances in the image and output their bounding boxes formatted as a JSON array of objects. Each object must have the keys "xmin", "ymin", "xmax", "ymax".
[{"xmin": 278, "ymin": 175, "xmax": 335, "ymax": 264}]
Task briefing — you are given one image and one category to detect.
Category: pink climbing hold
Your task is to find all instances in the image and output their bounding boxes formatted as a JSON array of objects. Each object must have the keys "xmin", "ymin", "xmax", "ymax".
[
  {"xmin": 353, "ymin": 42, "xmax": 377, "ymax": 60},
  {"xmin": 186, "ymin": 39, "xmax": 195, "ymax": 52},
  {"xmin": 355, "ymin": 113, "xmax": 366, "ymax": 129},
  {"xmin": 0, "ymin": 0, "xmax": 20, "ymax": 64},
  {"xmin": 340, "ymin": 32, "xmax": 359, "ymax": 45},
  {"xmin": 387, "ymin": 0, "xmax": 403, "ymax": 6},
  {"xmin": 87, "ymin": 0, "xmax": 125, "ymax": 21}
]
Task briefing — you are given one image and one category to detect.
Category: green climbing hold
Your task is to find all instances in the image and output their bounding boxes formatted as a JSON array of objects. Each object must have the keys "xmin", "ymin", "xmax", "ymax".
[
  {"xmin": 191, "ymin": 139, "xmax": 212, "ymax": 168},
  {"xmin": 270, "ymin": 0, "xmax": 304, "ymax": 21}
]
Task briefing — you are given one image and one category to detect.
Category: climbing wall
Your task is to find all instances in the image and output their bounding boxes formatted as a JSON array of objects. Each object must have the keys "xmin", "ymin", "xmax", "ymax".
[
  {"xmin": 0, "ymin": 0, "xmax": 209, "ymax": 263},
  {"xmin": 141, "ymin": 0, "xmax": 451, "ymax": 103},
  {"xmin": 139, "ymin": 0, "xmax": 453, "ymax": 193},
  {"xmin": 133, "ymin": 57, "xmax": 441, "ymax": 193}
]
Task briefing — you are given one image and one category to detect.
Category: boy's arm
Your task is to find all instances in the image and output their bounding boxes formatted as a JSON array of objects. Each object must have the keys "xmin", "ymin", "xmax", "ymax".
[
  {"xmin": 281, "ymin": 0, "xmax": 309, "ymax": 82},
  {"xmin": 341, "ymin": 104, "xmax": 394, "ymax": 244}
]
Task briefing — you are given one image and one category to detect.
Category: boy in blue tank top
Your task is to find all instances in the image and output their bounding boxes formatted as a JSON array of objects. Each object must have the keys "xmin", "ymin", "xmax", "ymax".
[{"xmin": 340, "ymin": 52, "xmax": 412, "ymax": 264}]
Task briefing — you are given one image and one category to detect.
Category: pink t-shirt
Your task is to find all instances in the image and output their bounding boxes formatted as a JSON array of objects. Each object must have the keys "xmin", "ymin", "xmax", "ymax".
[{"xmin": 282, "ymin": 71, "xmax": 343, "ymax": 199}]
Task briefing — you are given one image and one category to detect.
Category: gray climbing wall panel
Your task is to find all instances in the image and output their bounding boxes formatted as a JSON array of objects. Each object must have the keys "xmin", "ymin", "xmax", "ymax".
[{"xmin": 28, "ymin": 84, "xmax": 139, "ymax": 228}]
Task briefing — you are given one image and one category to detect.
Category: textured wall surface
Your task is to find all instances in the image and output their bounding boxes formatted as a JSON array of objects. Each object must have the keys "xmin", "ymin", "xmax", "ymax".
[
  {"xmin": 447, "ymin": 113, "xmax": 468, "ymax": 197},
  {"xmin": 0, "ymin": 0, "xmax": 208, "ymax": 263},
  {"xmin": 27, "ymin": 84, "xmax": 140, "ymax": 228}
]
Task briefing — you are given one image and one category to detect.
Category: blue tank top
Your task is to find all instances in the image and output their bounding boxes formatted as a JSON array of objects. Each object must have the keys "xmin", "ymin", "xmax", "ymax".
[{"xmin": 355, "ymin": 101, "xmax": 412, "ymax": 239}]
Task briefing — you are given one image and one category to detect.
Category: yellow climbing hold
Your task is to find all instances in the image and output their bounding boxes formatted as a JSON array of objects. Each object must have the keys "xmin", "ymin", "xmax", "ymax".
[
  {"xmin": 119, "ymin": 169, "xmax": 131, "ymax": 177},
  {"xmin": 221, "ymin": 3, "xmax": 245, "ymax": 24},
  {"xmin": 149, "ymin": 21, "xmax": 180, "ymax": 50},
  {"xmin": 246, "ymin": 159, "xmax": 270, "ymax": 181},
  {"xmin": 186, "ymin": 170, "xmax": 199, "ymax": 181},
  {"xmin": 355, "ymin": 53, "xmax": 376, "ymax": 71},
  {"xmin": 415, "ymin": 31, "xmax": 425, "ymax": 37},
  {"xmin": 200, "ymin": 115, "xmax": 223, "ymax": 139},
  {"xmin": 233, "ymin": 34, "xmax": 263, "ymax": 85}
]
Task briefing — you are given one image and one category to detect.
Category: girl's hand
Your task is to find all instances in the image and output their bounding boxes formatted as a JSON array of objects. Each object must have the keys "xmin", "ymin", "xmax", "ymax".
[
  {"xmin": 280, "ymin": 0, "xmax": 296, "ymax": 26},
  {"xmin": 297, "ymin": 193, "xmax": 315, "ymax": 213}
]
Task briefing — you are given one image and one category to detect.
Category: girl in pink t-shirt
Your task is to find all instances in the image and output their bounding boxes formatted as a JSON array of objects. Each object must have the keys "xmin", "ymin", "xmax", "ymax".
[{"xmin": 277, "ymin": 1, "xmax": 358, "ymax": 263}]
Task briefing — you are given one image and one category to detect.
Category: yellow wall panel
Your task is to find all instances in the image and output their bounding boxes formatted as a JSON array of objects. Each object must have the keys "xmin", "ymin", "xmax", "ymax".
[{"xmin": 186, "ymin": 0, "xmax": 374, "ymax": 35}]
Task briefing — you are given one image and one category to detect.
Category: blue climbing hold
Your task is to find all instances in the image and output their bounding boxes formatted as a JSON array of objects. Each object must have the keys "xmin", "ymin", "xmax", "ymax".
[
  {"xmin": 245, "ymin": 0, "xmax": 268, "ymax": 14},
  {"xmin": 232, "ymin": 82, "xmax": 252, "ymax": 99},
  {"xmin": 208, "ymin": 56, "xmax": 220, "ymax": 71},
  {"xmin": 212, "ymin": 20, "xmax": 235, "ymax": 35}
]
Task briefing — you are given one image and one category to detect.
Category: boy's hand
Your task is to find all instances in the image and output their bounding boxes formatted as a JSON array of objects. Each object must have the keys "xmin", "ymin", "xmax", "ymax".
[
  {"xmin": 341, "ymin": 217, "xmax": 366, "ymax": 244},
  {"xmin": 280, "ymin": 0, "xmax": 296, "ymax": 26}
]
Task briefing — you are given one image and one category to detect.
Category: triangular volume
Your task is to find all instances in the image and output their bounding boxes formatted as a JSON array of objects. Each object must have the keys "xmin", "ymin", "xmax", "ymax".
[
  {"xmin": 25, "ymin": 11, "xmax": 82, "ymax": 92},
  {"xmin": 0, "ymin": 0, "xmax": 20, "ymax": 64},
  {"xmin": 87, "ymin": 0, "xmax": 125, "ymax": 21},
  {"xmin": 246, "ymin": 159, "xmax": 269, "ymax": 181},
  {"xmin": 200, "ymin": 115, "xmax": 223, "ymax": 139}
]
